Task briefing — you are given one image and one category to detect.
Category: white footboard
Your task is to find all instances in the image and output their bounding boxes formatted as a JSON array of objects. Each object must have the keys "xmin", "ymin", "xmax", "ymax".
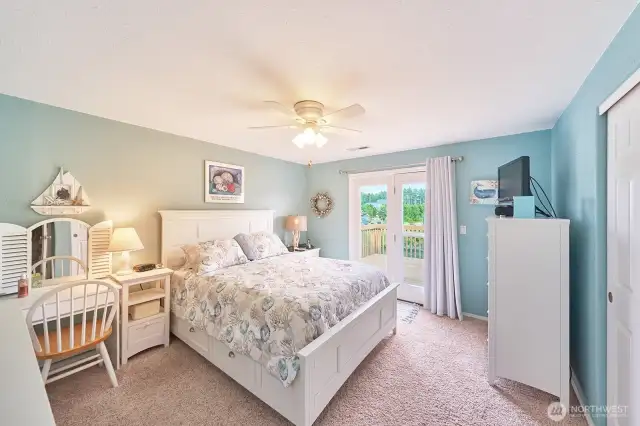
[
  {"xmin": 297, "ymin": 282, "xmax": 399, "ymax": 425},
  {"xmin": 171, "ymin": 283, "xmax": 399, "ymax": 426}
]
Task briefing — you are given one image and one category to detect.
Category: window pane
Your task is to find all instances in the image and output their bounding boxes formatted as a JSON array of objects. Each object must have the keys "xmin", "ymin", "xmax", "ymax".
[
  {"xmin": 402, "ymin": 183, "xmax": 425, "ymax": 285},
  {"xmin": 359, "ymin": 185, "xmax": 387, "ymax": 275}
]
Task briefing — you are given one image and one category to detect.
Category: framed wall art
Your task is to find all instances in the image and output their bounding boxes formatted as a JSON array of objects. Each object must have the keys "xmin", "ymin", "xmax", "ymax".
[
  {"xmin": 204, "ymin": 161, "xmax": 245, "ymax": 203},
  {"xmin": 470, "ymin": 180, "xmax": 498, "ymax": 205}
]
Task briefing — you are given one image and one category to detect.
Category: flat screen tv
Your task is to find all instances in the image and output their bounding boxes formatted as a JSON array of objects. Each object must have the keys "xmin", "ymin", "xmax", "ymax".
[{"xmin": 498, "ymin": 156, "xmax": 531, "ymax": 201}]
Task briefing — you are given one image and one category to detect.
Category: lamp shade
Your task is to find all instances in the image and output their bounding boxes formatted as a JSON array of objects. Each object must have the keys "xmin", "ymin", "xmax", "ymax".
[
  {"xmin": 107, "ymin": 227, "xmax": 144, "ymax": 252},
  {"xmin": 285, "ymin": 215, "xmax": 307, "ymax": 232}
]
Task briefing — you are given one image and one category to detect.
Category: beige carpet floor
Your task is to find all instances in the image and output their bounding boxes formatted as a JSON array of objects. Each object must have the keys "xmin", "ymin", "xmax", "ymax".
[{"xmin": 48, "ymin": 303, "xmax": 586, "ymax": 426}]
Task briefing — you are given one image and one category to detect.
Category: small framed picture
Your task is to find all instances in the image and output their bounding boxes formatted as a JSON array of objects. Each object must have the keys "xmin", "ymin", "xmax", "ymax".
[
  {"xmin": 470, "ymin": 180, "xmax": 498, "ymax": 205},
  {"xmin": 204, "ymin": 161, "xmax": 245, "ymax": 203}
]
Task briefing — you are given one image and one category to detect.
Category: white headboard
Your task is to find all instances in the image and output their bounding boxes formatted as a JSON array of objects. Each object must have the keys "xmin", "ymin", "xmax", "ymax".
[{"xmin": 158, "ymin": 210, "xmax": 275, "ymax": 266}]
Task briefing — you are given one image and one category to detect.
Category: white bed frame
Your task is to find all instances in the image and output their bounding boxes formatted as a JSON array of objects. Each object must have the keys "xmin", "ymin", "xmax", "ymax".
[{"xmin": 159, "ymin": 210, "xmax": 398, "ymax": 426}]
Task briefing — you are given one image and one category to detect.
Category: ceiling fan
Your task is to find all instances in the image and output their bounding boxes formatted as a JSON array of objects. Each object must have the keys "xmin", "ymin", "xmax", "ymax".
[{"xmin": 248, "ymin": 100, "xmax": 365, "ymax": 148}]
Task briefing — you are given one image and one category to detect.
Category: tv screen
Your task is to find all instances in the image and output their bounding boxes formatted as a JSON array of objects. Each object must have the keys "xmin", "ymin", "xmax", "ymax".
[{"xmin": 498, "ymin": 156, "xmax": 531, "ymax": 201}]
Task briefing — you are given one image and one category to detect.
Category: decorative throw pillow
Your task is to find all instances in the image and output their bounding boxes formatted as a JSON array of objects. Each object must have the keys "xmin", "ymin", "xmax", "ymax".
[
  {"xmin": 166, "ymin": 247, "xmax": 187, "ymax": 270},
  {"xmin": 234, "ymin": 232, "xmax": 289, "ymax": 261},
  {"xmin": 196, "ymin": 239, "xmax": 248, "ymax": 275},
  {"xmin": 180, "ymin": 244, "xmax": 202, "ymax": 270}
]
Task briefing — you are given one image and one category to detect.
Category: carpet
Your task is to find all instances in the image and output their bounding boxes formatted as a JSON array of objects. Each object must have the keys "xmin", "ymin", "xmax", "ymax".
[{"xmin": 47, "ymin": 303, "xmax": 586, "ymax": 425}]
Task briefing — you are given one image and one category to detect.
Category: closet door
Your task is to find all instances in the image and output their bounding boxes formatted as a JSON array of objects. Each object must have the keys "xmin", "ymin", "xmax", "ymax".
[{"xmin": 607, "ymin": 82, "xmax": 640, "ymax": 426}]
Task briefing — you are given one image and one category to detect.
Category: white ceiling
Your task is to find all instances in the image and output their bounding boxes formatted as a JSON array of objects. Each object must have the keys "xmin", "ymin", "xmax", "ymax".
[{"xmin": 0, "ymin": 1, "xmax": 637, "ymax": 164}]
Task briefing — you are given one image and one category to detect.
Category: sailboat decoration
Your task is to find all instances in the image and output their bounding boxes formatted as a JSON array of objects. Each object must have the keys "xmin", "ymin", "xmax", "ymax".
[{"xmin": 31, "ymin": 167, "xmax": 92, "ymax": 215}]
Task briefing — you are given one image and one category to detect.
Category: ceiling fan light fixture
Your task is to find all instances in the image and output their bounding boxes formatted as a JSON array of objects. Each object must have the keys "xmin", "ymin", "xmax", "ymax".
[
  {"xmin": 315, "ymin": 132, "xmax": 327, "ymax": 147},
  {"xmin": 292, "ymin": 133, "xmax": 306, "ymax": 148},
  {"xmin": 292, "ymin": 128, "xmax": 328, "ymax": 149}
]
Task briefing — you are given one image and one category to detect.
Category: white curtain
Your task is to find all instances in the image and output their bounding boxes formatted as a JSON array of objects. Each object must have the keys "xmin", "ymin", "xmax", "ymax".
[{"xmin": 424, "ymin": 156, "xmax": 462, "ymax": 319}]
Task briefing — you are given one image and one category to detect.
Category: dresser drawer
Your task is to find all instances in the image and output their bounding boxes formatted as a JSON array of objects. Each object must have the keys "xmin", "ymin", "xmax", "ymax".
[{"xmin": 127, "ymin": 316, "xmax": 165, "ymax": 356}]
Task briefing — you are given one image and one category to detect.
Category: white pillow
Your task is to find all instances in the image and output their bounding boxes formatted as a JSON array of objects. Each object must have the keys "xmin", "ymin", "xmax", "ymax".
[
  {"xmin": 233, "ymin": 231, "xmax": 289, "ymax": 261},
  {"xmin": 195, "ymin": 239, "xmax": 248, "ymax": 274},
  {"xmin": 166, "ymin": 247, "xmax": 186, "ymax": 270},
  {"xmin": 180, "ymin": 244, "xmax": 202, "ymax": 270}
]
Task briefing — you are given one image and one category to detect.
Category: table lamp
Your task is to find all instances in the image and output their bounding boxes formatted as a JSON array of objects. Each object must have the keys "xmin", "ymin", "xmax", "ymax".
[
  {"xmin": 285, "ymin": 215, "xmax": 307, "ymax": 251},
  {"xmin": 107, "ymin": 227, "xmax": 144, "ymax": 275}
]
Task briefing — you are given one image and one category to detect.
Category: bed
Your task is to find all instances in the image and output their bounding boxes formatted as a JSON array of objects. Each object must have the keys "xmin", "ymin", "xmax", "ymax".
[{"xmin": 160, "ymin": 210, "xmax": 398, "ymax": 426}]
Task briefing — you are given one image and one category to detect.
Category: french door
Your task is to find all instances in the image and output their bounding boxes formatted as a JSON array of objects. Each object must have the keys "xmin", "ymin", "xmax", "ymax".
[{"xmin": 349, "ymin": 168, "xmax": 426, "ymax": 304}]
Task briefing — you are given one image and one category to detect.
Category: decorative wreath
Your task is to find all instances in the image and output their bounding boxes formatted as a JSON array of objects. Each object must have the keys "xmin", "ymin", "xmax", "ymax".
[{"xmin": 310, "ymin": 192, "xmax": 334, "ymax": 217}]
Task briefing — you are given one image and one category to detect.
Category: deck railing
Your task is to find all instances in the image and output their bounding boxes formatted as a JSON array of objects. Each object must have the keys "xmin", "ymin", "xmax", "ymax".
[{"xmin": 361, "ymin": 224, "xmax": 425, "ymax": 259}]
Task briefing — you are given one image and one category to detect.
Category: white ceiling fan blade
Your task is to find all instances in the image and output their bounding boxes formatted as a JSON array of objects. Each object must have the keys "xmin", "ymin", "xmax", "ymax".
[
  {"xmin": 321, "ymin": 124, "xmax": 362, "ymax": 134},
  {"xmin": 322, "ymin": 104, "xmax": 365, "ymax": 122},
  {"xmin": 263, "ymin": 101, "xmax": 296, "ymax": 117},
  {"xmin": 247, "ymin": 124, "xmax": 299, "ymax": 130}
]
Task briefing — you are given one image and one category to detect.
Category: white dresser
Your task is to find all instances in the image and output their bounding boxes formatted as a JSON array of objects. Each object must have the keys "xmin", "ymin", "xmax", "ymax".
[{"xmin": 486, "ymin": 217, "xmax": 570, "ymax": 408}]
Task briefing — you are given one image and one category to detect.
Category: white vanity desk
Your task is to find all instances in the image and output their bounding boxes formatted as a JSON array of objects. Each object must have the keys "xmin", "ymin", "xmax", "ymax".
[
  {"xmin": 0, "ymin": 217, "xmax": 118, "ymax": 426},
  {"xmin": 0, "ymin": 304, "xmax": 56, "ymax": 426},
  {"xmin": 0, "ymin": 281, "xmax": 121, "ymax": 426}
]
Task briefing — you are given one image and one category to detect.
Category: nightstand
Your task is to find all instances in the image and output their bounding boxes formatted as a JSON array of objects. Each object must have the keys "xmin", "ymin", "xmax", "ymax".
[
  {"xmin": 289, "ymin": 247, "xmax": 321, "ymax": 258},
  {"xmin": 109, "ymin": 268, "xmax": 173, "ymax": 364}
]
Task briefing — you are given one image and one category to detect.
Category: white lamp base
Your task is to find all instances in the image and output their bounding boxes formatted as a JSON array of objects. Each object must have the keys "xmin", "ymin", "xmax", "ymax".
[
  {"xmin": 292, "ymin": 230, "xmax": 300, "ymax": 250},
  {"xmin": 115, "ymin": 251, "xmax": 134, "ymax": 275}
]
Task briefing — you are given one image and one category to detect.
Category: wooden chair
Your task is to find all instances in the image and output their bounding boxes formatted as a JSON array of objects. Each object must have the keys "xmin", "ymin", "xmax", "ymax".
[
  {"xmin": 26, "ymin": 280, "xmax": 120, "ymax": 387},
  {"xmin": 31, "ymin": 255, "xmax": 88, "ymax": 287}
]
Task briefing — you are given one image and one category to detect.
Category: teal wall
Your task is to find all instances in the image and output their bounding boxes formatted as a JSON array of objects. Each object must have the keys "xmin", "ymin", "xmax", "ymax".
[
  {"xmin": 0, "ymin": 94, "xmax": 307, "ymax": 264},
  {"xmin": 307, "ymin": 130, "xmax": 552, "ymax": 317},
  {"xmin": 551, "ymin": 6, "xmax": 640, "ymax": 421}
]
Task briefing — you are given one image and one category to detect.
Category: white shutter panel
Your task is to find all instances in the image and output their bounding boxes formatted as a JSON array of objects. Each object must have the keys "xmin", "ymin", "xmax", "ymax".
[
  {"xmin": 0, "ymin": 224, "xmax": 28, "ymax": 295},
  {"xmin": 88, "ymin": 220, "xmax": 113, "ymax": 278}
]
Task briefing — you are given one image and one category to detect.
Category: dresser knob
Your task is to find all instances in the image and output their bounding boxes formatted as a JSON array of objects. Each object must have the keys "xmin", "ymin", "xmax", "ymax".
[
  {"xmin": 189, "ymin": 327, "xmax": 195, "ymax": 332},
  {"xmin": 228, "ymin": 351, "xmax": 235, "ymax": 358}
]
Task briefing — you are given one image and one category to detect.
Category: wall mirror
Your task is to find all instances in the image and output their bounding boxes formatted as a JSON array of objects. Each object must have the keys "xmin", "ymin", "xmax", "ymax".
[
  {"xmin": 30, "ymin": 219, "xmax": 89, "ymax": 288},
  {"xmin": 0, "ymin": 219, "xmax": 112, "ymax": 296}
]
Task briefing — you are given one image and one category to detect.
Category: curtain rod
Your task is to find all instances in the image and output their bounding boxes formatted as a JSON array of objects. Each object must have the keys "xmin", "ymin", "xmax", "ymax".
[{"xmin": 337, "ymin": 156, "xmax": 463, "ymax": 175}]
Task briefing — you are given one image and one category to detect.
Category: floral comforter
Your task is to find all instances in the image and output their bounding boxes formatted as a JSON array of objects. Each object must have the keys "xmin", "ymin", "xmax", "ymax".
[{"xmin": 170, "ymin": 254, "xmax": 390, "ymax": 387}]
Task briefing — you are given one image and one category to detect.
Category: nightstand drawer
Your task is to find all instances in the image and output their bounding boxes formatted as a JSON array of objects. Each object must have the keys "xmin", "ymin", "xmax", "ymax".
[{"xmin": 127, "ymin": 316, "xmax": 165, "ymax": 356}]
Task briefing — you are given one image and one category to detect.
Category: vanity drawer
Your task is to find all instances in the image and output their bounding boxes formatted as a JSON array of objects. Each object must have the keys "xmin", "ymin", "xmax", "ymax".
[{"xmin": 127, "ymin": 317, "xmax": 165, "ymax": 356}]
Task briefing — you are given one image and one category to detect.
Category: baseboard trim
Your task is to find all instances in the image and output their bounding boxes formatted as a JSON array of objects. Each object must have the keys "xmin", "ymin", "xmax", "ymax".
[
  {"xmin": 462, "ymin": 312, "xmax": 488, "ymax": 321},
  {"xmin": 571, "ymin": 367, "xmax": 596, "ymax": 426}
]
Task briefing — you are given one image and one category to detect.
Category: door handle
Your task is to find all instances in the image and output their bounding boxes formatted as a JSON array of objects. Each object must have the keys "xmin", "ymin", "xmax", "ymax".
[{"xmin": 608, "ymin": 292, "xmax": 613, "ymax": 303}]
